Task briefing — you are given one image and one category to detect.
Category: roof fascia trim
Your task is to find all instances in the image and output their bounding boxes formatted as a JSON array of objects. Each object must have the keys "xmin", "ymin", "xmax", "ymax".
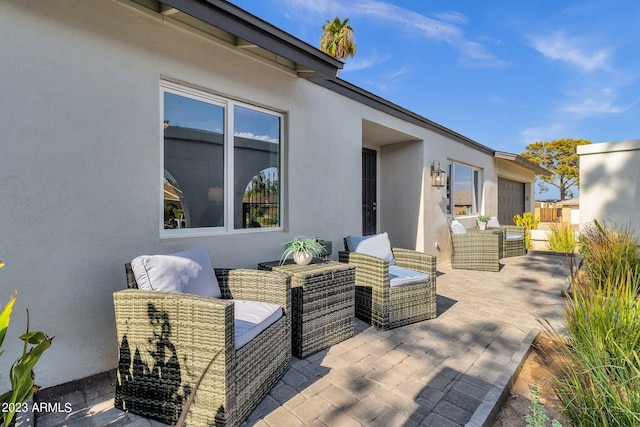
[
  {"xmin": 495, "ymin": 151, "xmax": 551, "ymax": 176},
  {"xmin": 312, "ymin": 78, "xmax": 495, "ymax": 156},
  {"xmin": 160, "ymin": 0, "xmax": 343, "ymax": 78}
]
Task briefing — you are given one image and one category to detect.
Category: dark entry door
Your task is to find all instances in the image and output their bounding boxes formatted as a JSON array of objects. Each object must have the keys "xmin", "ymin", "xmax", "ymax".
[
  {"xmin": 362, "ymin": 148, "xmax": 377, "ymax": 235},
  {"xmin": 498, "ymin": 178, "xmax": 525, "ymax": 225}
]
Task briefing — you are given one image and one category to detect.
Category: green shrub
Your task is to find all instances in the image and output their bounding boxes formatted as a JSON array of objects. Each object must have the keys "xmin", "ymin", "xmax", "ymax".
[
  {"xmin": 547, "ymin": 222, "xmax": 577, "ymax": 254},
  {"xmin": 579, "ymin": 219, "xmax": 640, "ymax": 291},
  {"xmin": 514, "ymin": 212, "xmax": 540, "ymax": 250},
  {"xmin": 549, "ymin": 265, "xmax": 640, "ymax": 426}
]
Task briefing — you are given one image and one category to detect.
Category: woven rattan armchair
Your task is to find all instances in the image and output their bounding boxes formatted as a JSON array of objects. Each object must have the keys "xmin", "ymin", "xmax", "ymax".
[
  {"xmin": 113, "ymin": 265, "xmax": 291, "ymax": 427},
  {"xmin": 339, "ymin": 240, "xmax": 437, "ymax": 331},
  {"xmin": 496, "ymin": 225, "xmax": 526, "ymax": 258},
  {"xmin": 450, "ymin": 229, "xmax": 501, "ymax": 272}
]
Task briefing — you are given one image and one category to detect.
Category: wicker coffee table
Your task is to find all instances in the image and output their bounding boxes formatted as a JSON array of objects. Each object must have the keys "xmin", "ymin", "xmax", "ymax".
[{"xmin": 258, "ymin": 260, "xmax": 355, "ymax": 358}]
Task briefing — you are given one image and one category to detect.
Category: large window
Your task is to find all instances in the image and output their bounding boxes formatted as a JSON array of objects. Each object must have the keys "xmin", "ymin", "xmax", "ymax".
[
  {"xmin": 161, "ymin": 82, "xmax": 282, "ymax": 236},
  {"xmin": 447, "ymin": 162, "xmax": 482, "ymax": 216}
]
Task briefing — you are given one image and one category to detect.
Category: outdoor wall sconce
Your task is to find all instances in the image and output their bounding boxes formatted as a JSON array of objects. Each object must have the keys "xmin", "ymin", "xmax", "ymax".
[{"xmin": 431, "ymin": 161, "xmax": 446, "ymax": 187}]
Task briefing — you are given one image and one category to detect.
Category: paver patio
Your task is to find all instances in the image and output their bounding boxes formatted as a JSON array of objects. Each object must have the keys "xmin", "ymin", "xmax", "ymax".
[{"xmin": 29, "ymin": 252, "xmax": 568, "ymax": 427}]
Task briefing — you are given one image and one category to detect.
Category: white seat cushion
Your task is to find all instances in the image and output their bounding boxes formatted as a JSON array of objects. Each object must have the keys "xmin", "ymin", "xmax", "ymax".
[
  {"xmin": 451, "ymin": 220, "xmax": 467, "ymax": 234},
  {"xmin": 388, "ymin": 265, "xmax": 430, "ymax": 287},
  {"xmin": 506, "ymin": 233, "xmax": 524, "ymax": 241},
  {"xmin": 233, "ymin": 299, "xmax": 282, "ymax": 350},
  {"xmin": 353, "ymin": 232, "xmax": 396, "ymax": 265},
  {"xmin": 131, "ymin": 245, "xmax": 221, "ymax": 298}
]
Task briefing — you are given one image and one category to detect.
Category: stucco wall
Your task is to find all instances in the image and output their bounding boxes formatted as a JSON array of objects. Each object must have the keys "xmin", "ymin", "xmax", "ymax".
[
  {"xmin": 578, "ymin": 139, "xmax": 640, "ymax": 232},
  {"xmin": 0, "ymin": 0, "xmax": 364, "ymax": 388},
  {"xmin": 1, "ymin": 0, "xmax": 504, "ymax": 388}
]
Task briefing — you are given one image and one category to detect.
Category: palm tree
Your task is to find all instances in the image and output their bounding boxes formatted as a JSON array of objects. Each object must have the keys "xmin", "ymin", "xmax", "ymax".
[{"xmin": 320, "ymin": 17, "xmax": 356, "ymax": 61}]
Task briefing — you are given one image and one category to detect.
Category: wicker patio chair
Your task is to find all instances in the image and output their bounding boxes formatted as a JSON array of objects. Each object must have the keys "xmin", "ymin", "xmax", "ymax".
[
  {"xmin": 339, "ymin": 238, "xmax": 437, "ymax": 331},
  {"xmin": 450, "ymin": 229, "xmax": 501, "ymax": 271},
  {"xmin": 497, "ymin": 225, "xmax": 527, "ymax": 258},
  {"xmin": 113, "ymin": 264, "xmax": 291, "ymax": 427}
]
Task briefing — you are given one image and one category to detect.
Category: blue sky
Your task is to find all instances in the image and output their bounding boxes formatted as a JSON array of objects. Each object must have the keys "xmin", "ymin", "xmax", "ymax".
[{"xmin": 230, "ymin": 0, "xmax": 640, "ymax": 157}]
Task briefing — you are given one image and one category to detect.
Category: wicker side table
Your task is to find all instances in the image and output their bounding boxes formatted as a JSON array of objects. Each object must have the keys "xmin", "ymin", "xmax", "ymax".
[{"xmin": 258, "ymin": 260, "xmax": 355, "ymax": 358}]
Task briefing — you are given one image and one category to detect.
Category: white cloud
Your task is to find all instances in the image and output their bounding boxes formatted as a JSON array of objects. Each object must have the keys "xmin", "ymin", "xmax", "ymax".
[
  {"xmin": 529, "ymin": 30, "xmax": 611, "ymax": 72},
  {"xmin": 433, "ymin": 10, "xmax": 468, "ymax": 25},
  {"xmin": 234, "ymin": 132, "xmax": 279, "ymax": 143},
  {"xmin": 560, "ymin": 87, "xmax": 633, "ymax": 118},
  {"xmin": 279, "ymin": 0, "xmax": 505, "ymax": 67},
  {"xmin": 389, "ymin": 66, "xmax": 412, "ymax": 79},
  {"xmin": 459, "ymin": 40, "xmax": 510, "ymax": 68},
  {"xmin": 342, "ymin": 51, "xmax": 391, "ymax": 72},
  {"xmin": 520, "ymin": 122, "xmax": 568, "ymax": 145}
]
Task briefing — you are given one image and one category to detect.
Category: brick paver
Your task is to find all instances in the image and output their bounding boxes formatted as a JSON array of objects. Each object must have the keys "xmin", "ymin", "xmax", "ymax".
[{"xmin": 29, "ymin": 253, "xmax": 568, "ymax": 427}]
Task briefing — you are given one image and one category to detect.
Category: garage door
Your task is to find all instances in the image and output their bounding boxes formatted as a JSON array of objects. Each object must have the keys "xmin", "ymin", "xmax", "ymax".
[{"xmin": 498, "ymin": 178, "xmax": 525, "ymax": 225}]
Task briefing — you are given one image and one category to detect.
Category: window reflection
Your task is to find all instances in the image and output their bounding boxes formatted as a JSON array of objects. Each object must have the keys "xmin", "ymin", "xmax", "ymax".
[
  {"xmin": 234, "ymin": 106, "xmax": 280, "ymax": 229},
  {"xmin": 448, "ymin": 163, "xmax": 482, "ymax": 215},
  {"xmin": 163, "ymin": 92, "xmax": 225, "ymax": 229},
  {"xmin": 162, "ymin": 85, "xmax": 282, "ymax": 232}
]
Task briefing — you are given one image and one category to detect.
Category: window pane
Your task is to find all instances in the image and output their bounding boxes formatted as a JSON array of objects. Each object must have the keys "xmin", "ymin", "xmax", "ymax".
[
  {"xmin": 453, "ymin": 164, "xmax": 473, "ymax": 215},
  {"xmin": 234, "ymin": 105, "xmax": 280, "ymax": 229},
  {"xmin": 446, "ymin": 163, "xmax": 452, "ymax": 215},
  {"xmin": 163, "ymin": 92, "xmax": 225, "ymax": 229},
  {"xmin": 474, "ymin": 170, "xmax": 481, "ymax": 212}
]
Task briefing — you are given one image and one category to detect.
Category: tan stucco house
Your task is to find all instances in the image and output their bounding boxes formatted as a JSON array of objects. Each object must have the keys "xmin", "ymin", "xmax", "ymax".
[{"xmin": 0, "ymin": 0, "xmax": 545, "ymax": 388}]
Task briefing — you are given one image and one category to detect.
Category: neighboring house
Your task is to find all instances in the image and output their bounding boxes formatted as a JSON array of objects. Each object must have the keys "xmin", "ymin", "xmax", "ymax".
[
  {"xmin": 0, "ymin": 0, "xmax": 545, "ymax": 388},
  {"xmin": 578, "ymin": 139, "xmax": 640, "ymax": 232}
]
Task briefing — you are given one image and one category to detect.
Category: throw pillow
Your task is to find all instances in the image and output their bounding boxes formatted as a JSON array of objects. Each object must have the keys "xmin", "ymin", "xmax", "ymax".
[
  {"xmin": 354, "ymin": 232, "xmax": 396, "ymax": 265},
  {"xmin": 131, "ymin": 245, "xmax": 221, "ymax": 298},
  {"xmin": 345, "ymin": 234, "xmax": 372, "ymax": 252},
  {"xmin": 451, "ymin": 220, "xmax": 467, "ymax": 234},
  {"xmin": 487, "ymin": 216, "xmax": 501, "ymax": 228}
]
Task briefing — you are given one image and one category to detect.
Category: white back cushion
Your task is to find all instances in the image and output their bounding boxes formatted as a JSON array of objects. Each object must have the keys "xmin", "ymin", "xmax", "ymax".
[
  {"xmin": 354, "ymin": 232, "xmax": 395, "ymax": 265},
  {"xmin": 345, "ymin": 235, "xmax": 372, "ymax": 252},
  {"xmin": 131, "ymin": 245, "xmax": 221, "ymax": 298},
  {"xmin": 451, "ymin": 220, "xmax": 467, "ymax": 234},
  {"xmin": 487, "ymin": 216, "xmax": 501, "ymax": 228}
]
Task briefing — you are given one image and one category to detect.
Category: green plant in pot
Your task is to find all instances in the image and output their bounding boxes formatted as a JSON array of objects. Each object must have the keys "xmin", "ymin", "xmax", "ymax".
[
  {"xmin": 0, "ymin": 262, "xmax": 54, "ymax": 427},
  {"xmin": 477, "ymin": 215, "xmax": 490, "ymax": 230},
  {"xmin": 280, "ymin": 236, "xmax": 326, "ymax": 265}
]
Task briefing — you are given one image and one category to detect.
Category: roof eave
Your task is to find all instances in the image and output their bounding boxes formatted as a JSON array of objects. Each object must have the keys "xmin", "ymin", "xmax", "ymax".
[
  {"xmin": 312, "ymin": 78, "xmax": 496, "ymax": 156},
  {"xmin": 158, "ymin": 0, "xmax": 343, "ymax": 78},
  {"xmin": 495, "ymin": 151, "xmax": 552, "ymax": 176}
]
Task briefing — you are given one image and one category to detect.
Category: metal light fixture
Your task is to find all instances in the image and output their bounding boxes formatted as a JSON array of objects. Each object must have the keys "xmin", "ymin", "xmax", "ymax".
[{"xmin": 431, "ymin": 160, "xmax": 446, "ymax": 187}]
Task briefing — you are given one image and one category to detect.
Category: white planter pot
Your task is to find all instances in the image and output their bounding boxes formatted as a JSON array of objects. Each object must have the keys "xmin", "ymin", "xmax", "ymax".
[
  {"xmin": 478, "ymin": 221, "xmax": 487, "ymax": 231},
  {"xmin": 293, "ymin": 251, "xmax": 313, "ymax": 265}
]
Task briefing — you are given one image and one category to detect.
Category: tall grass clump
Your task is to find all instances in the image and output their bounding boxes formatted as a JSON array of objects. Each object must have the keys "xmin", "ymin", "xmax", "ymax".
[
  {"xmin": 579, "ymin": 219, "xmax": 640, "ymax": 291},
  {"xmin": 549, "ymin": 268, "xmax": 640, "ymax": 426},
  {"xmin": 547, "ymin": 222, "xmax": 578, "ymax": 254},
  {"xmin": 548, "ymin": 222, "xmax": 580, "ymax": 291},
  {"xmin": 543, "ymin": 220, "xmax": 640, "ymax": 425}
]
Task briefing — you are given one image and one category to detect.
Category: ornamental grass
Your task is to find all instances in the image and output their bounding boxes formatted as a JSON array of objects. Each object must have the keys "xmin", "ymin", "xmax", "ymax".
[{"xmin": 543, "ymin": 220, "xmax": 640, "ymax": 426}]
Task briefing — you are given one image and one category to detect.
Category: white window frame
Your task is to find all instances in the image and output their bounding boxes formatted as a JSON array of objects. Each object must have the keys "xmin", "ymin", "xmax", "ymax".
[
  {"xmin": 160, "ymin": 80, "xmax": 285, "ymax": 238},
  {"xmin": 448, "ymin": 161, "xmax": 483, "ymax": 217}
]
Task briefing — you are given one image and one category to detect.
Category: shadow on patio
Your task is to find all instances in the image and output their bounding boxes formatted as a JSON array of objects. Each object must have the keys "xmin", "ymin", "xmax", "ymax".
[{"xmin": 32, "ymin": 253, "xmax": 568, "ymax": 427}]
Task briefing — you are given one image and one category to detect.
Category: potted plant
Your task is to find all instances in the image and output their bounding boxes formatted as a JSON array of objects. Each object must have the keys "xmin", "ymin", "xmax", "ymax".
[
  {"xmin": 477, "ymin": 215, "xmax": 490, "ymax": 230},
  {"xmin": 0, "ymin": 262, "xmax": 54, "ymax": 427},
  {"xmin": 280, "ymin": 236, "xmax": 326, "ymax": 265}
]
